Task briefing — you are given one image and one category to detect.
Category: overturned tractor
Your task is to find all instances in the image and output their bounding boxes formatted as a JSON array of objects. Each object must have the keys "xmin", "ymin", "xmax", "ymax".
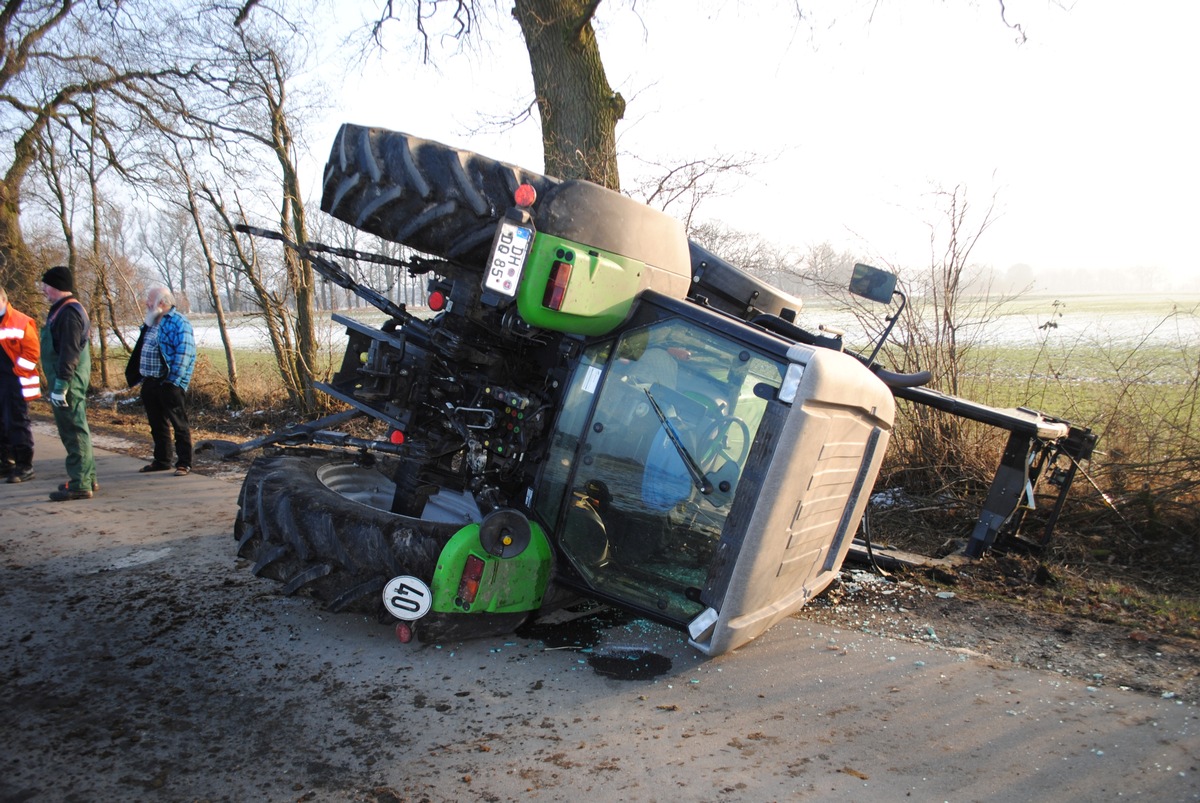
[{"xmin": 229, "ymin": 125, "xmax": 1094, "ymax": 656}]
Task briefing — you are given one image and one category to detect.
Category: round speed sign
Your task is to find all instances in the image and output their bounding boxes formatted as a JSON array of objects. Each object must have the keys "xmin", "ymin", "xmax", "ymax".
[{"xmin": 382, "ymin": 575, "xmax": 432, "ymax": 621}]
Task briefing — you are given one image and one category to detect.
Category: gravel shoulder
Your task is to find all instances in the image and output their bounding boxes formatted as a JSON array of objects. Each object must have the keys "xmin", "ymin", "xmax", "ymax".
[{"xmin": 799, "ymin": 564, "xmax": 1200, "ymax": 702}]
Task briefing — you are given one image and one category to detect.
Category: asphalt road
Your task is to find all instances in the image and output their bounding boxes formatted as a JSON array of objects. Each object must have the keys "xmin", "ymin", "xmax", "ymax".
[{"xmin": 2, "ymin": 425, "xmax": 1197, "ymax": 802}]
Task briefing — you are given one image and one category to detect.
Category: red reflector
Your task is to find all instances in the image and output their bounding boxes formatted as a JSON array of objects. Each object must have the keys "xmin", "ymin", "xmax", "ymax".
[
  {"xmin": 458, "ymin": 554, "xmax": 485, "ymax": 604},
  {"xmin": 543, "ymin": 261, "xmax": 572, "ymax": 310},
  {"xmin": 389, "ymin": 429, "xmax": 405, "ymax": 445},
  {"xmin": 428, "ymin": 290, "xmax": 446, "ymax": 311},
  {"xmin": 514, "ymin": 183, "xmax": 537, "ymax": 207}
]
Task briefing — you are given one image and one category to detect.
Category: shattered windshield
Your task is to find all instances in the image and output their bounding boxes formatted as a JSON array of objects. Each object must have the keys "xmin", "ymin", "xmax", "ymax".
[{"xmin": 536, "ymin": 317, "xmax": 785, "ymax": 623}]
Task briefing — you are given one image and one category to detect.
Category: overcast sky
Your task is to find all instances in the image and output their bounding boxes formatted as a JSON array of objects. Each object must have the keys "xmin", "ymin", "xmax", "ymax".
[{"xmin": 320, "ymin": 0, "xmax": 1198, "ymax": 290}]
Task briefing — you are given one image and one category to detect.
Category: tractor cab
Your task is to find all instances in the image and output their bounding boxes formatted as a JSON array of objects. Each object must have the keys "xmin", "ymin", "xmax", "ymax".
[{"xmin": 532, "ymin": 292, "xmax": 895, "ymax": 655}]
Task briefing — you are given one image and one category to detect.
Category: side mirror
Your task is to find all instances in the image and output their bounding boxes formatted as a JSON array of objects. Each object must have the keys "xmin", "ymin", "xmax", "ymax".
[{"xmin": 848, "ymin": 263, "xmax": 898, "ymax": 304}]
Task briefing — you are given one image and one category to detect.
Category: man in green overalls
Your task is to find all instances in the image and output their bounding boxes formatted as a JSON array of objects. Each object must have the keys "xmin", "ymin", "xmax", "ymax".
[{"xmin": 40, "ymin": 266, "xmax": 96, "ymax": 501}]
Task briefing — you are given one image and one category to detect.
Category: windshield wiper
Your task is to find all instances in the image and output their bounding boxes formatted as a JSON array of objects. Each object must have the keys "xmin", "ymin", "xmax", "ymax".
[{"xmin": 644, "ymin": 388, "xmax": 713, "ymax": 495}]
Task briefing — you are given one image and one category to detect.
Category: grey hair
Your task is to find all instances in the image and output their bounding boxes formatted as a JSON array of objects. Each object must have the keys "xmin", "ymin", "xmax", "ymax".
[{"xmin": 148, "ymin": 284, "xmax": 175, "ymax": 310}]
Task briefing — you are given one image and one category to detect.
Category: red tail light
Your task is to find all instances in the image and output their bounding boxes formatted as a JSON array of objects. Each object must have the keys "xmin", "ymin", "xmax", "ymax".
[
  {"xmin": 543, "ymin": 261, "xmax": 572, "ymax": 310},
  {"xmin": 428, "ymin": 290, "xmax": 446, "ymax": 311},
  {"xmin": 514, "ymin": 183, "xmax": 537, "ymax": 207},
  {"xmin": 457, "ymin": 554, "xmax": 485, "ymax": 604},
  {"xmin": 389, "ymin": 429, "xmax": 405, "ymax": 445}
]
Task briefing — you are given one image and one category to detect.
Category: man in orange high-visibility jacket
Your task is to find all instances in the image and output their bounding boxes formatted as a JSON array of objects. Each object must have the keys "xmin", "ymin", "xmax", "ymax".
[{"xmin": 0, "ymin": 286, "xmax": 41, "ymax": 483}]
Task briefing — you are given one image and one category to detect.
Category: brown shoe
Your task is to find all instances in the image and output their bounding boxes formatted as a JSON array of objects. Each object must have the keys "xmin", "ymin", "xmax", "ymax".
[
  {"xmin": 49, "ymin": 488, "xmax": 93, "ymax": 502},
  {"xmin": 174, "ymin": 466, "xmax": 190, "ymax": 476}
]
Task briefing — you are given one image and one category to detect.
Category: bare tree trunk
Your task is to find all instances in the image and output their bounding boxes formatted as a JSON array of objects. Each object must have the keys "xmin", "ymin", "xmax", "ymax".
[
  {"xmin": 85, "ymin": 270, "xmax": 110, "ymax": 386},
  {"xmin": 100, "ymin": 279, "xmax": 131, "ymax": 352},
  {"xmin": 0, "ymin": 113, "xmax": 58, "ymax": 308},
  {"xmin": 207, "ymin": 186, "xmax": 305, "ymax": 406},
  {"xmin": 177, "ymin": 232, "xmax": 190, "ymax": 310},
  {"xmin": 86, "ymin": 110, "xmax": 111, "ymax": 388},
  {"xmin": 0, "ymin": 180, "xmax": 37, "ymax": 307},
  {"xmin": 256, "ymin": 44, "xmax": 318, "ymax": 412},
  {"xmin": 175, "ymin": 157, "xmax": 241, "ymax": 407},
  {"xmin": 512, "ymin": 0, "xmax": 624, "ymax": 188}
]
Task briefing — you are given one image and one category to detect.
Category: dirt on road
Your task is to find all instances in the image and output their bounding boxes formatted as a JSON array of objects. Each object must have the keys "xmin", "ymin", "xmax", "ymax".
[
  {"xmin": 2, "ymin": 422, "xmax": 1197, "ymax": 802},
  {"xmin": 73, "ymin": 405, "xmax": 1200, "ymax": 705}
]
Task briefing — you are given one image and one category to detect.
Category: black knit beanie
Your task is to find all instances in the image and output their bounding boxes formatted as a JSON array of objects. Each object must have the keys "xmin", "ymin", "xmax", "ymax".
[{"xmin": 41, "ymin": 266, "xmax": 73, "ymax": 292}]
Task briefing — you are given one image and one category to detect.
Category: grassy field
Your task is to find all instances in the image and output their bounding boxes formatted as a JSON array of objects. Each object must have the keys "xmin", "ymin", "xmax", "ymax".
[
  {"xmin": 105, "ymin": 293, "xmax": 1200, "ymax": 456},
  {"xmin": 103, "ymin": 292, "xmax": 1200, "ymax": 425},
  {"xmin": 797, "ymin": 291, "xmax": 1200, "ymax": 429}
]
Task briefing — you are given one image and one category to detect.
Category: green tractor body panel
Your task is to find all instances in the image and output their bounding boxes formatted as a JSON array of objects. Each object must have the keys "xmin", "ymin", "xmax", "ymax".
[
  {"xmin": 513, "ymin": 180, "xmax": 693, "ymax": 334},
  {"xmin": 530, "ymin": 180, "xmax": 692, "ymax": 288},
  {"xmin": 430, "ymin": 522, "xmax": 553, "ymax": 615},
  {"xmin": 516, "ymin": 233, "xmax": 648, "ymax": 335}
]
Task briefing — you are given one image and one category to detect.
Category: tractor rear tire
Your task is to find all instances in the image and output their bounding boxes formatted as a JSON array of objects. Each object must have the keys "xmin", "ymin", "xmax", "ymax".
[
  {"xmin": 234, "ymin": 451, "xmax": 461, "ymax": 615},
  {"xmin": 319, "ymin": 123, "xmax": 559, "ymax": 266}
]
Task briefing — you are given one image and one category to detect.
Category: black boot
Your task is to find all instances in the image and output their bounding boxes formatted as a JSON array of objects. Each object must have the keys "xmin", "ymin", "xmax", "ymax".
[{"xmin": 7, "ymin": 465, "xmax": 34, "ymax": 483}]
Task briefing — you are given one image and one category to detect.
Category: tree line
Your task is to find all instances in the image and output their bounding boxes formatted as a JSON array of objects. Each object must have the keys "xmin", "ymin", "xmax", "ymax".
[
  {"xmin": 2, "ymin": 0, "xmax": 753, "ymax": 413},
  {"xmin": 0, "ymin": 0, "xmax": 1017, "ymax": 417}
]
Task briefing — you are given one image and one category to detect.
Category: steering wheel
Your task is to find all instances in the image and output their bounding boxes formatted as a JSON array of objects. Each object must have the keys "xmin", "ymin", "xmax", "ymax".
[{"xmin": 699, "ymin": 415, "xmax": 751, "ymax": 472}]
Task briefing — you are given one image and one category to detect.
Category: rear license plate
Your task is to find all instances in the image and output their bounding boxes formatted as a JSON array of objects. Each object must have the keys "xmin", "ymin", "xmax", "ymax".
[{"xmin": 484, "ymin": 220, "xmax": 533, "ymax": 297}]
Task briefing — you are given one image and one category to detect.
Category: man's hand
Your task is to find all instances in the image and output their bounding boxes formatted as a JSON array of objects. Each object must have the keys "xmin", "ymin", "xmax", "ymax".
[{"xmin": 50, "ymin": 379, "xmax": 69, "ymax": 408}]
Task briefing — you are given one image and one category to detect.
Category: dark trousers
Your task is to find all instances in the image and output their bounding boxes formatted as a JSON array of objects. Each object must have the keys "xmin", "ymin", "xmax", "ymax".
[
  {"xmin": 141, "ymin": 376, "xmax": 193, "ymax": 469},
  {"xmin": 0, "ymin": 374, "xmax": 34, "ymax": 468}
]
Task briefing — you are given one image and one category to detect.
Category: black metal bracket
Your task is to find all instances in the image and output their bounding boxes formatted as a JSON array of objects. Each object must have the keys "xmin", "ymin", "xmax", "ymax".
[{"xmin": 892, "ymin": 384, "xmax": 1096, "ymax": 557}]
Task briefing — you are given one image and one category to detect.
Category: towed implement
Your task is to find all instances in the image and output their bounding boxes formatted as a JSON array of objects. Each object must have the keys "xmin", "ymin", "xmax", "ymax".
[{"xmin": 230, "ymin": 124, "xmax": 1095, "ymax": 656}]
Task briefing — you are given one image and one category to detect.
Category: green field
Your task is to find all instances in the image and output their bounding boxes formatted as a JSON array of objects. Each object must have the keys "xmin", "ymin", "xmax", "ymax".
[{"xmin": 104, "ymin": 293, "xmax": 1199, "ymax": 470}]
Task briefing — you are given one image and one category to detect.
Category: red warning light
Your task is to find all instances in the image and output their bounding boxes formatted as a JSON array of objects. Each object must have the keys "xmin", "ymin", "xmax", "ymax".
[
  {"xmin": 514, "ymin": 183, "xmax": 537, "ymax": 208},
  {"xmin": 389, "ymin": 429, "xmax": 405, "ymax": 445},
  {"xmin": 428, "ymin": 290, "xmax": 446, "ymax": 311}
]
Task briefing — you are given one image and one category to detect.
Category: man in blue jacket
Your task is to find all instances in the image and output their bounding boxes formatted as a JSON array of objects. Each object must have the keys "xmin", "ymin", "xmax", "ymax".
[{"xmin": 133, "ymin": 285, "xmax": 197, "ymax": 476}]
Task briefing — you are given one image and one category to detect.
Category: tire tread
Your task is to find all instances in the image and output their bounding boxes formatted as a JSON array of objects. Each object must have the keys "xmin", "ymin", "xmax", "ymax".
[{"xmin": 320, "ymin": 124, "xmax": 558, "ymax": 266}]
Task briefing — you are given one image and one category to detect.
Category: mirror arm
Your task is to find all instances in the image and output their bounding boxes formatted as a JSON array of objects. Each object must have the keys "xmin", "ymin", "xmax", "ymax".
[{"xmin": 865, "ymin": 289, "xmax": 906, "ymax": 366}]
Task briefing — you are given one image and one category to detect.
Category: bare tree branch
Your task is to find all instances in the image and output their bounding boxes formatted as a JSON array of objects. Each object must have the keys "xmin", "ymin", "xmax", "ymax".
[
  {"xmin": 629, "ymin": 151, "xmax": 761, "ymax": 231},
  {"xmin": 573, "ymin": 0, "xmax": 603, "ymax": 40},
  {"xmin": 234, "ymin": 0, "xmax": 262, "ymax": 26},
  {"xmin": 370, "ymin": 0, "xmax": 477, "ymax": 63},
  {"xmin": 998, "ymin": 0, "xmax": 1027, "ymax": 45}
]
